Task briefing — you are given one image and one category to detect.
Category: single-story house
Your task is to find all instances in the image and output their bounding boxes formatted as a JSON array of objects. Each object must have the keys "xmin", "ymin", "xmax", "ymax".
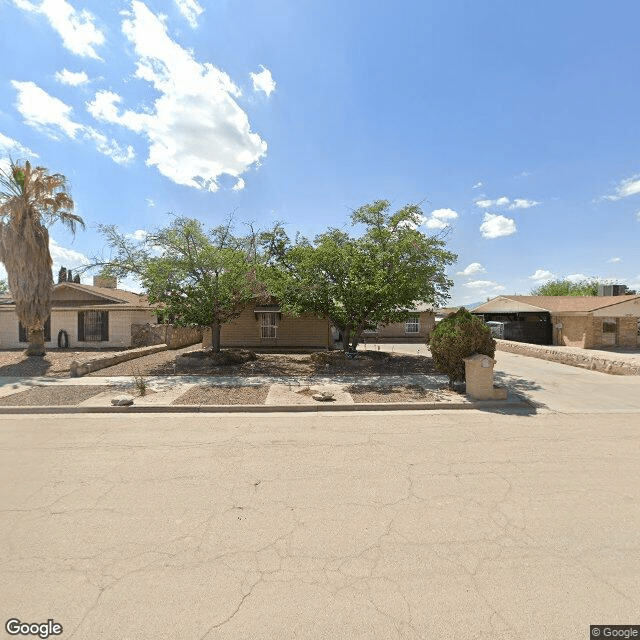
[
  {"xmin": 0, "ymin": 276, "xmax": 157, "ymax": 349},
  {"xmin": 201, "ymin": 302, "xmax": 333, "ymax": 349},
  {"xmin": 472, "ymin": 295, "xmax": 640, "ymax": 348},
  {"xmin": 360, "ymin": 304, "xmax": 436, "ymax": 342}
]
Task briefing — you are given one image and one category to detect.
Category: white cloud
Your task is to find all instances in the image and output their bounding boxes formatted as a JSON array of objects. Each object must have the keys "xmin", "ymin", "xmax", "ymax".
[
  {"xmin": 457, "ymin": 262, "xmax": 485, "ymax": 277},
  {"xmin": 509, "ymin": 198, "xmax": 540, "ymax": 209},
  {"xmin": 607, "ymin": 257, "xmax": 621, "ymax": 263},
  {"xmin": 476, "ymin": 195, "xmax": 539, "ymax": 209},
  {"xmin": 605, "ymin": 175, "xmax": 640, "ymax": 201},
  {"xmin": 635, "ymin": 211, "xmax": 640, "ymax": 222},
  {"xmin": 13, "ymin": 0, "xmax": 105, "ymax": 59},
  {"xmin": 125, "ymin": 229, "xmax": 148, "ymax": 241},
  {"xmin": 12, "ymin": 81, "xmax": 134, "ymax": 164},
  {"xmin": 12, "ymin": 80, "xmax": 82, "ymax": 139},
  {"xmin": 146, "ymin": 198, "xmax": 155, "ymax": 207},
  {"xmin": 566, "ymin": 273, "xmax": 589, "ymax": 283},
  {"xmin": 424, "ymin": 207, "xmax": 458, "ymax": 230},
  {"xmin": 87, "ymin": 2, "xmax": 267, "ymax": 191},
  {"xmin": 529, "ymin": 269, "xmax": 555, "ymax": 282},
  {"xmin": 472, "ymin": 181, "xmax": 483, "ymax": 189},
  {"xmin": 49, "ymin": 238, "xmax": 88, "ymax": 279},
  {"xmin": 479, "ymin": 213, "xmax": 516, "ymax": 239},
  {"xmin": 232, "ymin": 178, "xmax": 245, "ymax": 191},
  {"xmin": 0, "ymin": 132, "xmax": 38, "ymax": 158},
  {"xmin": 55, "ymin": 68, "xmax": 89, "ymax": 86},
  {"xmin": 174, "ymin": 0, "xmax": 203, "ymax": 28},
  {"xmin": 250, "ymin": 65, "xmax": 276, "ymax": 97},
  {"xmin": 463, "ymin": 280, "xmax": 506, "ymax": 297}
]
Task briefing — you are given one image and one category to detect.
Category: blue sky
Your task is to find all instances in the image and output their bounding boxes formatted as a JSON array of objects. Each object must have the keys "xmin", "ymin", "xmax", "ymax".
[{"xmin": 1, "ymin": 0, "xmax": 639, "ymax": 304}]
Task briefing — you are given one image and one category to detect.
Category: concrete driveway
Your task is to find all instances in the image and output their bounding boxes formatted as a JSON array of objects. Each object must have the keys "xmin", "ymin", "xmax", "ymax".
[
  {"xmin": 367, "ymin": 342, "xmax": 640, "ymax": 413},
  {"xmin": 1, "ymin": 410, "xmax": 639, "ymax": 639}
]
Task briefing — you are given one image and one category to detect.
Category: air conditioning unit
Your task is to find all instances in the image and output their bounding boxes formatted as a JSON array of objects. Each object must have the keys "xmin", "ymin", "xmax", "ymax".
[{"xmin": 598, "ymin": 284, "xmax": 627, "ymax": 297}]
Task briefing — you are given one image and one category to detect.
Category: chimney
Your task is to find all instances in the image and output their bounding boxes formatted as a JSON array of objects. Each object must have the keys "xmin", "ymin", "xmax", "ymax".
[{"xmin": 93, "ymin": 275, "xmax": 117, "ymax": 289}]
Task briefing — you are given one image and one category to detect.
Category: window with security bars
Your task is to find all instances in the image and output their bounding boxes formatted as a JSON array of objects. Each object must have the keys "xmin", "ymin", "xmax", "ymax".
[
  {"xmin": 77, "ymin": 311, "xmax": 109, "ymax": 341},
  {"xmin": 405, "ymin": 315, "xmax": 420, "ymax": 334},
  {"xmin": 260, "ymin": 313, "xmax": 277, "ymax": 338}
]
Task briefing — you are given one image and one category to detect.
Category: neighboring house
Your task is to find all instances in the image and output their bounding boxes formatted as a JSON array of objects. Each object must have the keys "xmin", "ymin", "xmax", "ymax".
[
  {"xmin": 0, "ymin": 276, "xmax": 156, "ymax": 349},
  {"xmin": 472, "ymin": 295, "xmax": 640, "ymax": 348},
  {"xmin": 203, "ymin": 302, "xmax": 332, "ymax": 349},
  {"xmin": 361, "ymin": 304, "xmax": 436, "ymax": 342}
]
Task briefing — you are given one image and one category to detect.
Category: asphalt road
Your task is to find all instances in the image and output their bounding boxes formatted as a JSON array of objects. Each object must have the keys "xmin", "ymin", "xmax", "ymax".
[{"xmin": 1, "ymin": 408, "xmax": 640, "ymax": 640}]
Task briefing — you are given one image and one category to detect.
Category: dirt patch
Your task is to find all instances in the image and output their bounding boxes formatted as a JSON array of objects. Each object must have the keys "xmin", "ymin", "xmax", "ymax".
[
  {"xmin": 172, "ymin": 385, "xmax": 269, "ymax": 405},
  {"xmin": 0, "ymin": 385, "xmax": 117, "ymax": 406},
  {"xmin": 346, "ymin": 384, "xmax": 460, "ymax": 404},
  {"xmin": 0, "ymin": 349, "xmax": 126, "ymax": 378}
]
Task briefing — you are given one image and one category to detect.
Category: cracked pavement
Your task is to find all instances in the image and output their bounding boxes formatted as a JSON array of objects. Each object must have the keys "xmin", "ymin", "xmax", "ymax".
[{"xmin": 1, "ymin": 407, "xmax": 639, "ymax": 639}]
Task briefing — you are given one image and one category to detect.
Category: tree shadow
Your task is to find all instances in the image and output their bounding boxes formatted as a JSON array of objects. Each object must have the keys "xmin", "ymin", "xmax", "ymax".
[{"xmin": 0, "ymin": 357, "xmax": 52, "ymax": 378}]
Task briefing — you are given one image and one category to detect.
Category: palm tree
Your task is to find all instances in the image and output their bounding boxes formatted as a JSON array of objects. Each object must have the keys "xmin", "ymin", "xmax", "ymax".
[{"xmin": 0, "ymin": 160, "xmax": 84, "ymax": 356}]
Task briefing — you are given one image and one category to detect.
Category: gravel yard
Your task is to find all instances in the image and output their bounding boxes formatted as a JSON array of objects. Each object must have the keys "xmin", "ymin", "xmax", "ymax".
[
  {"xmin": 0, "ymin": 349, "xmax": 123, "ymax": 378},
  {"xmin": 0, "ymin": 385, "xmax": 116, "ymax": 406},
  {"xmin": 346, "ymin": 384, "xmax": 460, "ymax": 403},
  {"xmin": 172, "ymin": 385, "xmax": 269, "ymax": 405}
]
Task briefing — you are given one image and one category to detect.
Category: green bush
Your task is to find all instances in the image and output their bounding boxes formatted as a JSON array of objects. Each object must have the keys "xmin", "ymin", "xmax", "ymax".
[{"xmin": 429, "ymin": 308, "xmax": 495, "ymax": 386}]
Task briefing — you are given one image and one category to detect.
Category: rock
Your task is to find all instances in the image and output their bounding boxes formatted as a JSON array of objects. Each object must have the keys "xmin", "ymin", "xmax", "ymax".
[
  {"xmin": 312, "ymin": 391, "xmax": 335, "ymax": 402},
  {"xmin": 111, "ymin": 395, "xmax": 134, "ymax": 406}
]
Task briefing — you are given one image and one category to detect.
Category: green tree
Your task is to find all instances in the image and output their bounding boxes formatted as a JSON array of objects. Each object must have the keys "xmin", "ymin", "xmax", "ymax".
[
  {"xmin": 261, "ymin": 200, "xmax": 457, "ymax": 352},
  {"xmin": 531, "ymin": 278, "xmax": 599, "ymax": 296},
  {"xmin": 0, "ymin": 160, "xmax": 84, "ymax": 355},
  {"xmin": 429, "ymin": 308, "xmax": 495, "ymax": 387},
  {"xmin": 0, "ymin": 279, "xmax": 7, "ymax": 294},
  {"xmin": 98, "ymin": 217, "xmax": 267, "ymax": 352}
]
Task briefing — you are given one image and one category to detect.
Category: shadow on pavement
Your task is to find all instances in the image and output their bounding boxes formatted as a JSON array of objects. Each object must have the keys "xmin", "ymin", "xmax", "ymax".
[
  {"xmin": 493, "ymin": 371, "xmax": 547, "ymax": 412},
  {"xmin": 0, "ymin": 357, "xmax": 52, "ymax": 377}
]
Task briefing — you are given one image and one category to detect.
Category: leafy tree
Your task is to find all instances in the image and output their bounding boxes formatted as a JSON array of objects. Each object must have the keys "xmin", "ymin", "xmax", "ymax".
[
  {"xmin": 429, "ymin": 308, "xmax": 495, "ymax": 387},
  {"xmin": 0, "ymin": 279, "xmax": 7, "ymax": 294},
  {"xmin": 98, "ymin": 217, "xmax": 267, "ymax": 352},
  {"xmin": 0, "ymin": 160, "xmax": 84, "ymax": 355},
  {"xmin": 261, "ymin": 200, "xmax": 457, "ymax": 352},
  {"xmin": 531, "ymin": 278, "xmax": 599, "ymax": 296}
]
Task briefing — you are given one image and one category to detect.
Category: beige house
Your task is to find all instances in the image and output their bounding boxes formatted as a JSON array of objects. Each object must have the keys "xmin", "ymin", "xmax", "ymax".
[
  {"xmin": 360, "ymin": 304, "xmax": 436, "ymax": 342},
  {"xmin": 204, "ymin": 303, "xmax": 332, "ymax": 349},
  {"xmin": 0, "ymin": 277, "xmax": 156, "ymax": 349},
  {"xmin": 472, "ymin": 295, "xmax": 640, "ymax": 348}
]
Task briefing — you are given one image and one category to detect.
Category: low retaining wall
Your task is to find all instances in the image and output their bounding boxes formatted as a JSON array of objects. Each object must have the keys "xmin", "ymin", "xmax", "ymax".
[
  {"xmin": 495, "ymin": 339, "xmax": 640, "ymax": 375},
  {"xmin": 71, "ymin": 344, "xmax": 168, "ymax": 377},
  {"xmin": 131, "ymin": 324, "xmax": 203, "ymax": 349}
]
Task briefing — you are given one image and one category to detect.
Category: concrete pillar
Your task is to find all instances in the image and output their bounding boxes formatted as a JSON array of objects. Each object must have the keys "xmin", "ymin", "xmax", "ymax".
[{"xmin": 463, "ymin": 353, "xmax": 507, "ymax": 401}]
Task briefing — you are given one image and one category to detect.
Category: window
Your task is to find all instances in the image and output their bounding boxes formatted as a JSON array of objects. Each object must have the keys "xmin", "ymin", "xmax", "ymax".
[
  {"xmin": 405, "ymin": 315, "xmax": 420, "ymax": 334},
  {"xmin": 260, "ymin": 313, "xmax": 277, "ymax": 339},
  {"xmin": 602, "ymin": 318, "xmax": 617, "ymax": 334},
  {"xmin": 19, "ymin": 317, "xmax": 51, "ymax": 342},
  {"xmin": 78, "ymin": 311, "xmax": 109, "ymax": 341}
]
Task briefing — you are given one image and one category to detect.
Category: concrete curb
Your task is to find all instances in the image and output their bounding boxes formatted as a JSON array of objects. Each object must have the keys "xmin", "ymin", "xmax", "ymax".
[{"xmin": 0, "ymin": 398, "xmax": 532, "ymax": 414}]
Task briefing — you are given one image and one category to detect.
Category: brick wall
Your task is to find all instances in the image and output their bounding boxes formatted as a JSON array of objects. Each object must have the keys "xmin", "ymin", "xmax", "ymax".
[
  {"xmin": 619, "ymin": 317, "xmax": 638, "ymax": 348},
  {"xmin": 213, "ymin": 308, "xmax": 330, "ymax": 348},
  {"xmin": 368, "ymin": 312, "xmax": 434, "ymax": 342}
]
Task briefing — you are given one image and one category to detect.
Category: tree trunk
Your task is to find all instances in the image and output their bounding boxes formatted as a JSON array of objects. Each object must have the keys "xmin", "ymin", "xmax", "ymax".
[
  {"xmin": 210, "ymin": 323, "xmax": 221, "ymax": 353},
  {"xmin": 26, "ymin": 326, "xmax": 46, "ymax": 356},
  {"xmin": 342, "ymin": 327, "xmax": 351, "ymax": 353}
]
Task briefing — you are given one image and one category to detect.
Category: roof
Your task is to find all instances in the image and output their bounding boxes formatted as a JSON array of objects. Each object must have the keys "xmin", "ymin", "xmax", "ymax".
[
  {"xmin": 1, "ymin": 282, "xmax": 151, "ymax": 308},
  {"xmin": 472, "ymin": 295, "xmax": 640, "ymax": 314}
]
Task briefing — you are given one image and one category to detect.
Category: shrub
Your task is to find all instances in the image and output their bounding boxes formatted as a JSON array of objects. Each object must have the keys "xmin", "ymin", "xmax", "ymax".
[{"xmin": 429, "ymin": 308, "xmax": 495, "ymax": 387}]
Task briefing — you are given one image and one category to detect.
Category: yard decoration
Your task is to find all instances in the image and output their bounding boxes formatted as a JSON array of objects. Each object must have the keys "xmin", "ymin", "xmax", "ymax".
[{"xmin": 429, "ymin": 308, "xmax": 495, "ymax": 388}]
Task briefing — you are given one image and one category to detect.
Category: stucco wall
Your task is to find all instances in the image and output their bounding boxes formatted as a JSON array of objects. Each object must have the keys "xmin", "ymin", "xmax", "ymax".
[
  {"xmin": 0, "ymin": 308, "xmax": 156, "ymax": 349},
  {"xmin": 551, "ymin": 315, "xmax": 595, "ymax": 348},
  {"xmin": 131, "ymin": 323, "xmax": 203, "ymax": 349}
]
